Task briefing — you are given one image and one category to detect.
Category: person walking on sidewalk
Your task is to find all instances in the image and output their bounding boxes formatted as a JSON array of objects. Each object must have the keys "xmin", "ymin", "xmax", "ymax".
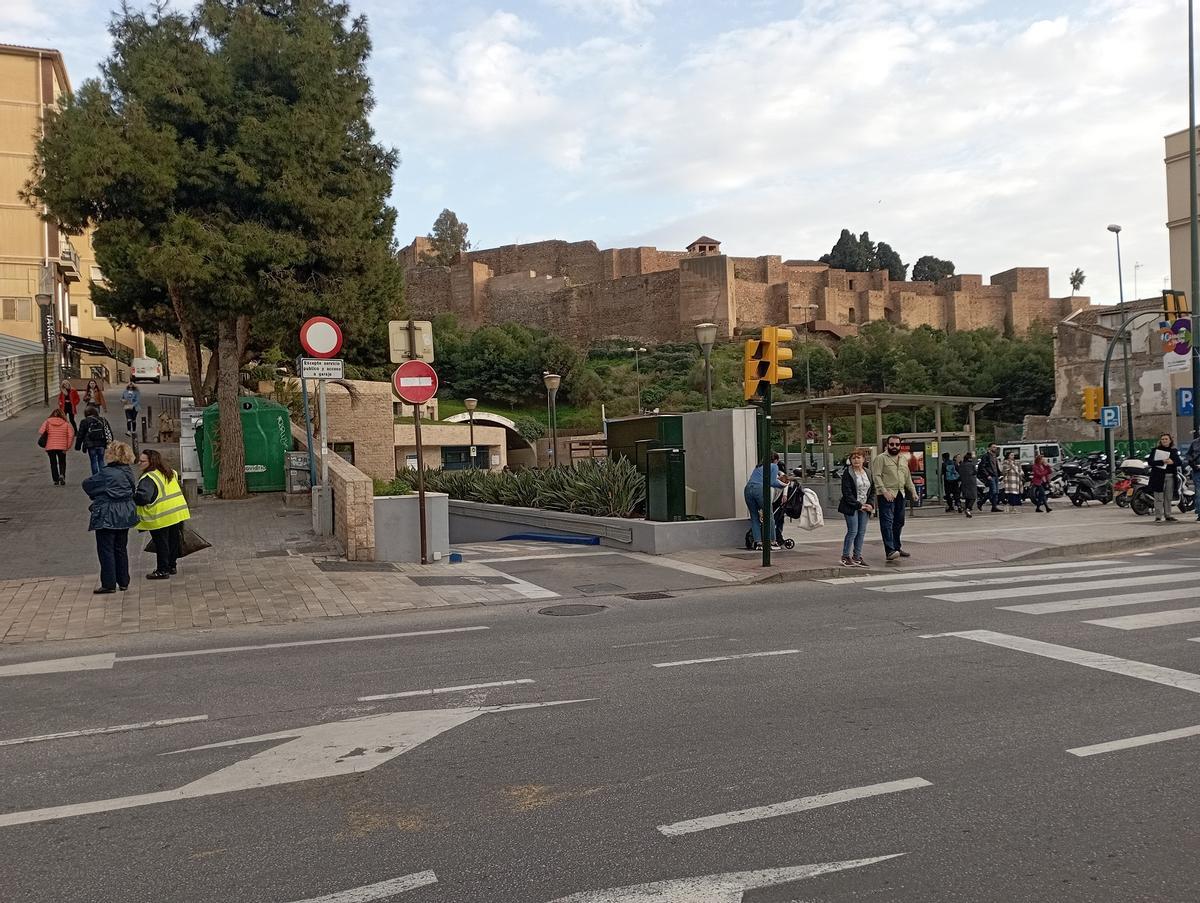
[
  {"xmin": 1148, "ymin": 433, "xmax": 1183, "ymax": 523},
  {"xmin": 136, "ymin": 449, "xmax": 191, "ymax": 579},
  {"xmin": 74, "ymin": 405, "xmax": 114, "ymax": 476},
  {"xmin": 977, "ymin": 443, "xmax": 1002, "ymax": 512},
  {"xmin": 57, "ymin": 380, "xmax": 81, "ymax": 430},
  {"xmin": 1187, "ymin": 429, "xmax": 1200, "ymax": 523},
  {"xmin": 744, "ymin": 453, "xmax": 787, "ymax": 551},
  {"xmin": 873, "ymin": 435, "xmax": 917, "ymax": 562},
  {"xmin": 83, "ymin": 378, "xmax": 107, "ymax": 414},
  {"xmin": 1031, "ymin": 453, "xmax": 1052, "ymax": 513},
  {"xmin": 37, "ymin": 408, "xmax": 74, "ymax": 486},
  {"xmin": 838, "ymin": 450, "xmax": 875, "ymax": 567},
  {"xmin": 120, "ymin": 382, "xmax": 141, "ymax": 436},
  {"xmin": 958, "ymin": 452, "xmax": 978, "ymax": 518},
  {"xmin": 82, "ymin": 441, "xmax": 138, "ymax": 594},
  {"xmin": 1001, "ymin": 451, "xmax": 1023, "ymax": 512},
  {"xmin": 941, "ymin": 452, "xmax": 961, "ymax": 513}
]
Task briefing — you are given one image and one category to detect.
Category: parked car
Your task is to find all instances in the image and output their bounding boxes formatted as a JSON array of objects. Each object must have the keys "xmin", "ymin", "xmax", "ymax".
[{"xmin": 131, "ymin": 357, "xmax": 162, "ymax": 383}]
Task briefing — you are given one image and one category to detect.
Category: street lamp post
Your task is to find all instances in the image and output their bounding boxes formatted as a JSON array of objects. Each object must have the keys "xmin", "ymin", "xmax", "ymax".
[
  {"xmin": 543, "ymin": 373, "xmax": 561, "ymax": 467},
  {"xmin": 1190, "ymin": 0, "xmax": 1200, "ymax": 439},
  {"xmin": 694, "ymin": 323, "xmax": 717, "ymax": 411},
  {"xmin": 464, "ymin": 397, "xmax": 478, "ymax": 468},
  {"xmin": 1107, "ymin": 224, "xmax": 1138, "ymax": 456},
  {"xmin": 628, "ymin": 348, "xmax": 648, "ymax": 415}
]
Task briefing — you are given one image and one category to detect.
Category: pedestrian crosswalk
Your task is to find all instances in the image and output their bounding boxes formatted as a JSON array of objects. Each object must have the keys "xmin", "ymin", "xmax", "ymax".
[{"xmin": 820, "ymin": 559, "xmax": 1200, "ymax": 640}]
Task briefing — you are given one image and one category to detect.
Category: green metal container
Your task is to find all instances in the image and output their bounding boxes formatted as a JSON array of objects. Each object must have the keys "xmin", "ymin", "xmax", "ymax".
[
  {"xmin": 197, "ymin": 397, "xmax": 292, "ymax": 493},
  {"xmin": 646, "ymin": 447, "xmax": 687, "ymax": 522},
  {"xmin": 607, "ymin": 414, "xmax": 684, "ymax": 471}
]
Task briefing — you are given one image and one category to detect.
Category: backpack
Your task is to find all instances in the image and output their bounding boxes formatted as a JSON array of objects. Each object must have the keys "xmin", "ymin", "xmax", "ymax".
[
  {"xmin": 83, "ymin": 417, "xmax": 112, "ymax": 448},
  {"xmin": 782, "ymin": 484, "xmax": 806, "ymax": 520}
]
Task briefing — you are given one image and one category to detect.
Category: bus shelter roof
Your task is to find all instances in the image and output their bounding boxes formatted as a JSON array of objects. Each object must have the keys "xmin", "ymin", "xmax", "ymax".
[{"xmin": 772, "ymin": 392, "xmax": 996, "ymax": 421}]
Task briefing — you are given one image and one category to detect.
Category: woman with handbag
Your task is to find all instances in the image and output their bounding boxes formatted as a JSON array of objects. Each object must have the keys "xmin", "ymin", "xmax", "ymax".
[
  {"xmin": 83, "ymin": 378, "xmax": 107, "ymax": 413},
  {"xmin": 37, "ymin": 408, "xmax": 75, "ymax": 485},
  {"xmin": 57, "ymin": 380, "xmax": 81, "ymax": 430},
  {"xmin": 135, "ymin": 449, "xmax": 191, "ymax": 579},
  {"xmin": 837, "ymin": 449, "xmax": 875, "ymax": 568},
  {"xmin": 82, "ymin": 441, "xmax": 139, "ymax": 594}
]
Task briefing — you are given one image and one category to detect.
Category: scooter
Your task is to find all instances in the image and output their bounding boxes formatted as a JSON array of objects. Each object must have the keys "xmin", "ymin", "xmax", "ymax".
[
  {"xmin": 1131, "ymin": 470, "xmax": 1196, "ymax": 516},
  {"xmin": 1065, "ymin": 468, "xmax": 1113, "ymax": 506}
]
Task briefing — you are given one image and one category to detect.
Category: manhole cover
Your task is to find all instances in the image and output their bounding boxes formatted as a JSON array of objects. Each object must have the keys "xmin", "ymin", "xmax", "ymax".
[
  {"xmin": 255, "ymin": 549, "xmax": 291, "ymax": 558},
  {"xmin": 539, "ymin": 603, "xmax": 607, "ymax": 616},
  {"xmin": 622, "ymin": 591, "xmax": 674, "ymax": 601},
  {"xmin": 573, "ymin": 583, "xmax": 625, "ymax": 595}
]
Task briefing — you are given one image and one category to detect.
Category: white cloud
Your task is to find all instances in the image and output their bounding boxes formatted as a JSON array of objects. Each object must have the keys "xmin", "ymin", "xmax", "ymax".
[
  {"xmin": 1019, "ymin": 16, "xmax": 1069, "ymax": 46},
  {"xmin": 544, "ymin": 0, "xmax": 665, "ymax": 30}
]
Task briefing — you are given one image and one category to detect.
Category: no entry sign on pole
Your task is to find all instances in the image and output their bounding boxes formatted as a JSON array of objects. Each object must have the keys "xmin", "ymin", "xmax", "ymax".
[
  {"xmin": 392, "ymin": 360, "xmax": 439, "ymax": 405},
  {"xmin": 299, "ymin": 316, "xmax": 343, "ymax": 359}
]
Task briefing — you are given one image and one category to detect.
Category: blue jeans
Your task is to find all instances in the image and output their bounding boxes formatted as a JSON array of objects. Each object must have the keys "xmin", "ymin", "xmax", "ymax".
[
  {"xmin": 95, "ymin": 528, "xmax": 129, "ymax": 590},
  {"xmin": 987, "ymin": 476, "xmax": 1000, "ymax": 508},
  {"xmin": 87, "ymin": 446, "xmax": 105, "ymax": 475},
  {"xmin": 842, "ymin": 510, "xmax": 868, "ymax": 558},
  {"xmin": 878, "ymin": 494, "xmax": 906, "ymax": 555},
  {"xmin": 744, "ymin": 485, "xmax": 766, "ymax": 544}
]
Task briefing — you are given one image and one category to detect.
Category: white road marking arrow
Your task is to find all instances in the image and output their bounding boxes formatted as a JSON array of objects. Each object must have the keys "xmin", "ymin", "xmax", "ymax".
[
  {"xmin": 0, "ymin": 700, "xmax": 590, "ymax": 828},
  {"xmin": 285, "ymin": 870, "xmax": 438, "ymax": 902},
  {"xmin": 545, "ymin": 854, "xmax": 904, "ymax": 902}
]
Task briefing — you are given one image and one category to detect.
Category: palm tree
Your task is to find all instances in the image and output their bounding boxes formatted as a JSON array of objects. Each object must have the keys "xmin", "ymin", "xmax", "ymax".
[{"xmin": 1069, "ymin": 268, "xmax": 1085, "ymax": 296}]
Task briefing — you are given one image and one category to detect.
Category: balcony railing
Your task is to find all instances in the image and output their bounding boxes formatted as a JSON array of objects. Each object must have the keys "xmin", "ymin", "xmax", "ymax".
[{"xmin": 59, "ymin": 239, "xmax": 81, "ymax": 283}]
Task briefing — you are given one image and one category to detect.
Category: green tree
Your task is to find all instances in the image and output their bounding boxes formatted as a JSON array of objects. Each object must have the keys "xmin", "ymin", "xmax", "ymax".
[
  {"xmin": 820, "ymin": 229, "xmax": 907, "ymax": 280},
  {"xmin": 420, "ymin": 209, "xmax": 471, "ymax": 267},
  {"xmin": 875, "ymin": 241, "xmax": 908, "ymax": 281},
  {"xmin": 27, "ymin": 0, "xmax": 403, "ymax": 498},
  {"xmin": 912, "ymin": 255, "xmax": 956, "ymax": 282},
  {"xmin": 1069, "ymin": 268, "xmax": 1086, "ymax": 296}
]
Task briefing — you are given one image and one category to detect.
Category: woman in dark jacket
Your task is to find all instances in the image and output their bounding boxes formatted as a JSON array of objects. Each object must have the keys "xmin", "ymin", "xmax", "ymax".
[
  {"xmin": 1148, "ymin": 433, "xmax": 1184, "ymax": 522},
  {"xmin": 838, "ymin": 449, "xmax": 876, "ymax": 567},
  {"xmin": 81, "ymin": 441, "xmax": 139, "ymax": 593},
  {"xmin": 958, "ymin": 452, "xmax": 978, "ymax": 519}
]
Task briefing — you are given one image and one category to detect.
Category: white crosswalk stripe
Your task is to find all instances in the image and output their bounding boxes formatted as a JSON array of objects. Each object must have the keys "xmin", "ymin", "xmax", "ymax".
[
  {"xmin": 870, "ymin": 563, "xmax": 1184, "ymax": 593},
  {"xmin": 929, "ymin": 571, "xmax": 1195, "ymax": 603},
  {"xmin": 1085, "ymin": 607, "xmax": 1200, "ymax": 630},
  {"xmin": 1000, "ymin": 585, "xmax": 1199, "ymax": 615},
  {"xmin": 819, "ymin": 560, "xmax": 1122, "ymax": 586}
]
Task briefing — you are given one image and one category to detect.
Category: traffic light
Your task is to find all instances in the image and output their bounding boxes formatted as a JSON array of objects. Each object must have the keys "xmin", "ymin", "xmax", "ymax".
[
  {"xmin": 1163, "ymin": 289, "xmax": 1189, "ymax": 320},
  {"xmin": 743, "ymin": 338, "xmax": 769, "ymax": 400},
  {"xmin": 1081, "ymin": 386, "xmax": 1103, "ymax": 421},
  {"xmin": 762, "ymin": 326, "xmax": 795, "ymax": 383}
]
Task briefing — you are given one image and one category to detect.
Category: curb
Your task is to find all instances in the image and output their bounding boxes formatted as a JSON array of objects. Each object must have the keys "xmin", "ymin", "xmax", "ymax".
[{"xmin": 746, "ymin": 530, "xmax": 1200, "ymax": 586}]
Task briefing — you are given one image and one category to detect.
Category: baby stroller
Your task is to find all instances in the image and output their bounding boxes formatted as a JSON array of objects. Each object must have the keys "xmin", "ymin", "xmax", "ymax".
[{"xmin": 743, "ymin": 473, "xmax": 801, "ymax": 550}]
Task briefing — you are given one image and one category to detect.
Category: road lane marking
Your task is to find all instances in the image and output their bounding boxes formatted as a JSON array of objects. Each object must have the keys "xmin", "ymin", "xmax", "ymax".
[
  {"xmin": 1000, "ymin": 586, "xmax": 1200, "ymax": 615},
  {"xmin": 546, "ymin": 855, "xmax": 905, "ymax": 902},
  {"xmin": 358, "ymin": 679, "xmax": 535, "ymax": 701},
  {"xmin": 820, "ymin": 560, "xmax": 1122, "ymax": 586},
  {"xmin": 121, "ymin": 627, "xmax": 491, "ymax": 661},
  {"xmin": 0, "ymin": 653, "xmax": 117, "ymax": 677},
  {"xmin": 284, "ymin": 871, "xmax": 438, "ymax": 902},
  {"xmin": 657, "ymin": 778, "xmax": 931, "ymax": 836},
  {"xmin": 930, "ymin": 571, "xmax": 1195, "ymax": 603},
  {"xmin": 1085, "ymin": 607, "xmax": 1200, "ymax": 630},
  {"xmin": 651, "ymin": 649, "xmax": 799, "ymax": 669},
  {"xmin": 0, "ymin": 700, "xmax": 593, "ymax": 828},
  {"xmin": 0, "ymin": 715, "xmax": 207, "ymax": 748},
  {"xmin": 871, "ymin": 563, "xmax": 1183, "ymax": 593},
  {"xmin": 1068, "ymin": 724, "xmax": 1200, "ymax": 757},
  {"xmin": 612, "ymin": 635, "xmax": 723, "ymax": 649},
  {"xmin": 933, "ymin": 630, "xmax": 1200, "ymax": 694}
]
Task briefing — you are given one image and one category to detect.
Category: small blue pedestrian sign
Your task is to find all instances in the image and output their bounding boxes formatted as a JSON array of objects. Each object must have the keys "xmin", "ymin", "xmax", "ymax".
[
  {"xmin": 1178, "ymin": 387, "xmax": 1195, "ymax": 417},
  {"xmin": 1100, "ymin": 405, "xmax": 1121, "ymax": 429}
]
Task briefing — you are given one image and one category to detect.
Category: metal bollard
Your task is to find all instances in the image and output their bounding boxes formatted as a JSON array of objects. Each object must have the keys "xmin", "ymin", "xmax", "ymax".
[{"xmin": 141, "ymin": 415, "xmax": 148, "ymax": 444}]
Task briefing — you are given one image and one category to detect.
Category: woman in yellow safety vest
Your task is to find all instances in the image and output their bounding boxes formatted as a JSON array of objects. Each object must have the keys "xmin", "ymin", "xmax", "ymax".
[{"xmin": 135, "ymin": 449, "xmax": 191, "ymax": 580}]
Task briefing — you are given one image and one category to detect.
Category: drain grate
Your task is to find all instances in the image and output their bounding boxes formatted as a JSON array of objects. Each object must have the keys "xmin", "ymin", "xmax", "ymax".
[
  {"xmin": 411, "ymin": 575, "xmax": 515, "ymax": 587},
  {"xmin": 315, "ymin": 560, "xmax": 399, "ymax": 572},
  {"xmin": 539, "ymin": 603, "xmax": 607, "ymax": 616},
  {"xmin": 573, "ymin": 583, "xmax": 626, "ymax": 595},
  {"xmin": 255, "ymin": 549, "xmax": 292, "ymax": 558},
  {"xmin": 622, "ymin": 591, "xmax": 674, "ymax": 601}
]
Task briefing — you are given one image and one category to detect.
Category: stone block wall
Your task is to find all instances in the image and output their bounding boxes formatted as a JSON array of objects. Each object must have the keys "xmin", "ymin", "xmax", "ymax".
[
  {"xmin": 575, "ymin": 270, "xmax": 681, "ymax": 341},
  {"xmin": 290, "ymin": 423, "xmax": 375, "ymax": 561},
  {"xmin": 486, "ymin": 272, "xmax": 575, "ymax": 330},
  {"xmin": 404, "ymin": 266, "xmax": 451, "ymax": 320},
  {"xmin": 464, "ymin": 239, "xmax": 605, "ymax": 285},
  {"xmin": 679, "ymin": 255, "xmax": 735, "ymax": 337},
  {"xmin": 317, "ymin": 379, "xmax": 396, "ymax": 481}
]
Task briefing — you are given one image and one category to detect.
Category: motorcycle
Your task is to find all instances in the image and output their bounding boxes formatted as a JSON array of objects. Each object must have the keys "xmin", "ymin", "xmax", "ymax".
[
  {"xmin": 1113, "ymin": 476, "xmax": 1134, "ymax": 508},
  {"xmin": 1131, "ymin": 468, "xmax": 1196, "ymax": 516},
  {"xmin": 1062, "ymin": 461, "xmax": 1113, "ymax": 506}
]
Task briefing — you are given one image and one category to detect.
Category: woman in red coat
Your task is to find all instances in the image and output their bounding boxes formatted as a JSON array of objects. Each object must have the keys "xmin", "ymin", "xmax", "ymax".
[
  {"xmin": 57, "ymin": 380, "xmax": 81, "ymax": 430},
  {"xmin": 38, "ymin": 408, "xmax": 75, "ymax": 485},
  {"xmin": 1031, "ymin": 453, "xmax": 1053, "ymax": 513}
]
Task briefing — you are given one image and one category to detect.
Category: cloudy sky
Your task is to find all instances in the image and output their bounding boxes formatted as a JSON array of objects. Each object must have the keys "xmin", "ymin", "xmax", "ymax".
[{"xmin": 2, "ymin": 0, "xmax": 1193, "ymax": 304}]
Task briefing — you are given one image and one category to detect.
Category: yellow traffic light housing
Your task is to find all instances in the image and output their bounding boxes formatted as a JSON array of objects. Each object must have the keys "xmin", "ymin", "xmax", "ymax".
[
  {"xmin": 743, "ymin": 338, "xmax": 769, "ymax": 400},
  {"xmin": 1081, "ymin": 386, "xmax": 1103, "ymax": 421},
  {"xmin": 1163, "ymin": 289, "xmax": 1189, "ymax": 320},
  {"xmin": 762, "ymin": 326, "xmax": 795, "ymax": 383}
]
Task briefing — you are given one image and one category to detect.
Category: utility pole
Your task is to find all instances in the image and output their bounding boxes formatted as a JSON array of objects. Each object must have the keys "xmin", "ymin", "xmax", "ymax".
[{"xmin": 1190, "ymin": 0, "xmax": 1200, "ymax": 439}]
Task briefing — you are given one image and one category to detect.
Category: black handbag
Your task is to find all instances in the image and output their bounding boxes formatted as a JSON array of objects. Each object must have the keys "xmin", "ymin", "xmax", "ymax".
[{"xmin": 37, "ymin": 430, "xmax": 48, "ymax": 449}]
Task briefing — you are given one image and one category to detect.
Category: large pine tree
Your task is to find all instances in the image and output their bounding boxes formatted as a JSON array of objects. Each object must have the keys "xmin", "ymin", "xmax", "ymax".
[{"xmin": 26, "ymin": 0, "xmax": 403, "ymax": 498}]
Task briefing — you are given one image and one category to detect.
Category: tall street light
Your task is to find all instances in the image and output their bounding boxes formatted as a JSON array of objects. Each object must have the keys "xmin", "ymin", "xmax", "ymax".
[
  {"xmin": 625, "ymin": 346, "xmax": 647, "ymax": 413},
  {"xmin": 543, "ymin": 373, "xmax": 561, "ymax": 466},
  {"xmin": 464, "ymin": 397, "xmax": 478, "ymax": 468},
  {"xmin": 1190, "ymin": 0, "xmax": 1200, "ymax": 439},
  {"xmin": 1107, "ymin": 224, "xmax": 1137, "ymax": 456},
  {"xmin": 694, "ymin": 323, "xmax": 717, "ymax": 411}
]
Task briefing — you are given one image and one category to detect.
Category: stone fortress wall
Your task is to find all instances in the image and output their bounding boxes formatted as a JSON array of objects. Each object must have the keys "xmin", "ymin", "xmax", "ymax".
[{"xmin": 400, "ymin": 235, "xmax": 1088, "ymax": 343}]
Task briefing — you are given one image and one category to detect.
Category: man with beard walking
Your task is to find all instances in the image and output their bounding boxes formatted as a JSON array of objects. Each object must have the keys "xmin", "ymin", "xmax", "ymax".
[{"xmin": 873, "ymin": 435, "xmax": 917, "ymax": 563}]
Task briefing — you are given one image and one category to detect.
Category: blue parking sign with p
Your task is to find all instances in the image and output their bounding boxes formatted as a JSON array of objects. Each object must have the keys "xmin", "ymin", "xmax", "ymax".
[
  {"xmin": 1178, "ymin": 387, "xmax": 1195, "ymax": 417},
  {"xmin": 1100, "ymin": 405, "xmax": 1121, "ymax": 429}
]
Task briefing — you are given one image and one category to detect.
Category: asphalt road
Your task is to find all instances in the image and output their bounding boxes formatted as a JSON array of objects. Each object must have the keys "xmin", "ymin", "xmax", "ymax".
[{"xmin": 4, "ymin": 541, "xmax": 1200, "ymax": 902}]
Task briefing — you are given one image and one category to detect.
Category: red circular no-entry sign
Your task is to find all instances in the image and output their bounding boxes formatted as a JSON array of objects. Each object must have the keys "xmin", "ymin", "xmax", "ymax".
[
  {"xmin": 299, "ymin": 316, "xmax": 343, "ymax": 359},
  {"xmin": 392, "ymin": 360, "xmax": 439, "ymax": 405}
]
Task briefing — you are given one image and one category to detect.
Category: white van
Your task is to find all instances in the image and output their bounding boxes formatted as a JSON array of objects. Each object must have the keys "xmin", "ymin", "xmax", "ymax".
[
  {"xmin": 131, "ymin": 357, "xmax": 162, "ymax": 383},
  {"xmin": 999, "ymin": 441, "xmax": 1063, "ymax": 467}
]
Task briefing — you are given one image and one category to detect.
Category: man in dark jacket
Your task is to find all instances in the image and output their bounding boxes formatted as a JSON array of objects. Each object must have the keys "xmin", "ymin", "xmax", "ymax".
[
  {"xmin": 976, "ymin": 444, "xmax": 1002, "ymax": 512},
  {"xmin": 75, "ymin": 405, "xmax": 113, "ymax": 476}
]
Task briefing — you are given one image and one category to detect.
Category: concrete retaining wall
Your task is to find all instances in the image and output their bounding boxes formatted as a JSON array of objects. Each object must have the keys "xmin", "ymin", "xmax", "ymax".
[
  {"xmin": 374, "ymin": 493, "xmax": 450, "ymax": 562},
  {"xmin": 291, "ymin": 423, "xmax": 375, "ymax": 561}
]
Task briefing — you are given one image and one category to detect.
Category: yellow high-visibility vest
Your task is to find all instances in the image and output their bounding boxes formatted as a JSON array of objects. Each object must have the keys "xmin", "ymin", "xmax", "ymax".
[{"xmin": 136, "ymin": 470, "xmax": 190, "ymax": 531}]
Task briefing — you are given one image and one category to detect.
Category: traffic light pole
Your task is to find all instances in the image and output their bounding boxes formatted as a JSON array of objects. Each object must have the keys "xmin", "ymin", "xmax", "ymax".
[{"xmin": 762, "ymin": 381, "xmax": 772, "ymax": 568}]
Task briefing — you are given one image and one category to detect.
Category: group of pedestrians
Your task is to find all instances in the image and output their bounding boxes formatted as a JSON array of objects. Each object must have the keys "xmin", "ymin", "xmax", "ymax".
[
  {"xmin": 942, "ymin": 444, "xmax": 1053, "ymax": 515},
  {"xmin": 36, "ymin": 381, "xmax": 190, "ymax": 593}
]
